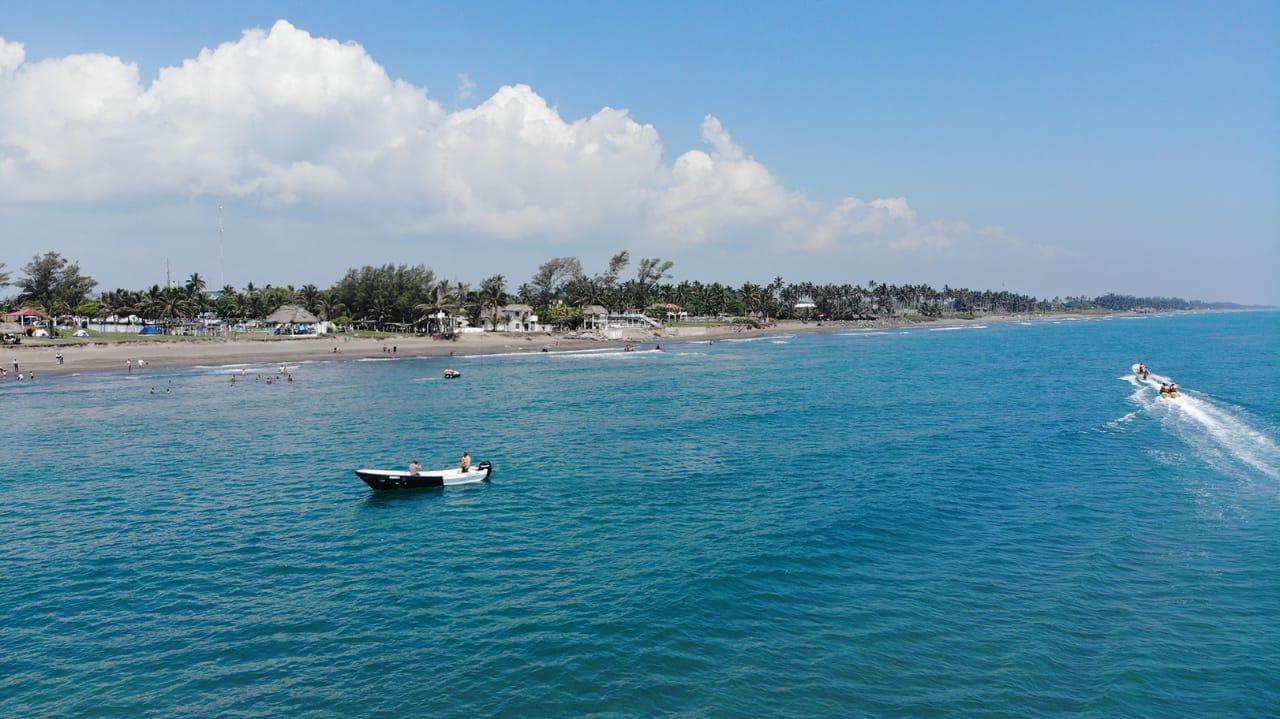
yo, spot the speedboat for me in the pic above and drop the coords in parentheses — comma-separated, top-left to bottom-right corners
(443, 368, 461, 379)
(355, 460, 492, 489)
(1131, 363, 1179, 398)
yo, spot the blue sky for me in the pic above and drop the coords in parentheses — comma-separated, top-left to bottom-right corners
(1, 1, 1276, 302)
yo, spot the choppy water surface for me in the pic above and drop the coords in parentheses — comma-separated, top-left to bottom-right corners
(3, 311, 1278, 716)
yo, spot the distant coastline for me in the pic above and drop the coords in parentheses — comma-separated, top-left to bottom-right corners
(4, 308, 1259, 379)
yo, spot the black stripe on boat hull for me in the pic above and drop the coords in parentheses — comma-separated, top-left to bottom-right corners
(355, 463, 492, 490)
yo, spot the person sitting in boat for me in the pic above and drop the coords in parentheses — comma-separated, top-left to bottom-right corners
(1137, 363, 1149, 379)
(460, 452, 472, 473)
(1159, 382, 1171, 394)
(1168, 382, 1179, 394)
(408, 460, 422, 476)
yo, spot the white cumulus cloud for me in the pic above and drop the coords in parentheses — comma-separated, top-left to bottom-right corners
(0, 20, 1001, 254)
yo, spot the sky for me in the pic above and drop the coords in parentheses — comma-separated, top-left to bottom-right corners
(1, 1, 1276, 303)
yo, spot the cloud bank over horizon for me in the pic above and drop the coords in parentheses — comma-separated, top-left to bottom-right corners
(0, 20, 1016, 267)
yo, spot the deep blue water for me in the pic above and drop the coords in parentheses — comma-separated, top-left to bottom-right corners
(2, 311, 1278, 717)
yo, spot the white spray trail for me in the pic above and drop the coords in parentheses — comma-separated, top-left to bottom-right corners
(1123, 367, 1280, 479)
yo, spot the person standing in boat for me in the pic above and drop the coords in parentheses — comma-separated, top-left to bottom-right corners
(408, 460, 422, 476)
(460, 452, 472, 473)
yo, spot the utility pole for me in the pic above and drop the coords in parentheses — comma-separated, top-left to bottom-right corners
(165, 258, 171, 289)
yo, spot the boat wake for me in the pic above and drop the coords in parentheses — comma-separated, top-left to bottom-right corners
(1123, 370, 1280, 480)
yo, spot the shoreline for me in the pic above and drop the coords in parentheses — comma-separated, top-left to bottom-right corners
(0, 309, 1244, 378)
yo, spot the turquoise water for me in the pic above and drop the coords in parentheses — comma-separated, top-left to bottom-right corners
(3, 311, 1278, 716)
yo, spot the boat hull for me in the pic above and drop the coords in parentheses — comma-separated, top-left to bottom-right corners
(355, 461, 491, 489)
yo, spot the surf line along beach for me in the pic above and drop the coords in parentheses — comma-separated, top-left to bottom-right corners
(1, 311, 1171, 378)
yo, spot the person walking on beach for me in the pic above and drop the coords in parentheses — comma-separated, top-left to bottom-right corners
(12, 358, 18, 373)
(127, 359, 133, 373)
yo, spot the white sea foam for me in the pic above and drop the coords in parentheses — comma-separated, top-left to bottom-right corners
(1106, 410, 1140, 429)
(928, 325, 988, 332)
(210, 363, 301, 374)
(838, 331, 891, 336)
(550, 348, 662, 359)
(723, 334, 795, 343)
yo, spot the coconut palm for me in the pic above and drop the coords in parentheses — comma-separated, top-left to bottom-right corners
(297, 284, 321, 315)
(478, 275, 508, 329)
(414, 280, 461, 333)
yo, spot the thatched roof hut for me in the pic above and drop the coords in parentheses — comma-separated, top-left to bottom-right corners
(264, 305, 319, 325)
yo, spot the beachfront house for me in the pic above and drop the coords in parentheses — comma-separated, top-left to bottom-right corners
(4, 307, 48, 329)
(264, 305, 321, 335)
(583, 305, 609, 330)
(649, 303, 687, 322)
(500, 304, 536, 332)
(606, 312, 663, 329)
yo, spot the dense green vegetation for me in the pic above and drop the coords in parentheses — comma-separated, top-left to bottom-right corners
(0, 251, 1247, 331)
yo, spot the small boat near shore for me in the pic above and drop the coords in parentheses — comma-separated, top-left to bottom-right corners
(355, 460, 492, 489)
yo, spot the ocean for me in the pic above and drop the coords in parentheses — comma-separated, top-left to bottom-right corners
(2, 311, 1278, 716)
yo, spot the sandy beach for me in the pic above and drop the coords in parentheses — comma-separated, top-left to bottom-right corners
(0, 311, 1167, 378)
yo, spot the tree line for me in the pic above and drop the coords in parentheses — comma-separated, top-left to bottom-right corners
(0, 251, 1239, 331)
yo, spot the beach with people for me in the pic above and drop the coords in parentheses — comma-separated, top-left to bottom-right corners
(0, 309, 1214, 378)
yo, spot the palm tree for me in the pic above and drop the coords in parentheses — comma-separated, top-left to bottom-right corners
(297, 284, 321, 315)
(414, 281, 460, 333)
(0, 262, 10, 288)
(185, 273, 206, 296)
(318, 293, 345, 322)
(479, 275, 508, 330)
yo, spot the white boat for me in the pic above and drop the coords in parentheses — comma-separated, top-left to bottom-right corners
(355, 461, 492, 489)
